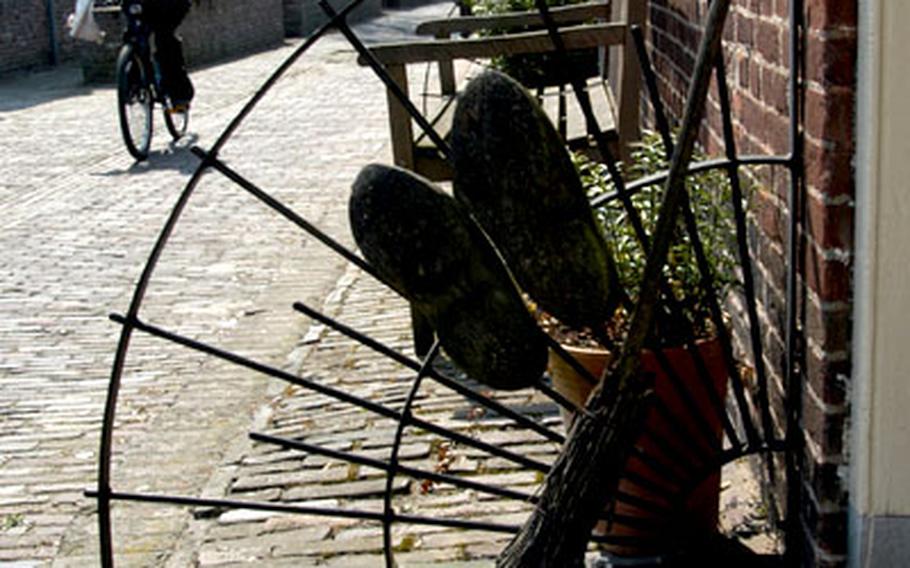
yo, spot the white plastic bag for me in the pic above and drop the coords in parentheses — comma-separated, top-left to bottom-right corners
(67, 0, 105, 43)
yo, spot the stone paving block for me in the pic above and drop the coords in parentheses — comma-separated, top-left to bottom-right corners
(282, 476, 411, 502)
(261, 512, 359, 534)
(231, 465, 351, 492)
(317, 553, 387, 567)
(197, 542, 270, 566)
(392, 547, 465, 565)
(402, 562, 493, 568)
(419, 530, 512, 551)
(273, 533, 384, 558)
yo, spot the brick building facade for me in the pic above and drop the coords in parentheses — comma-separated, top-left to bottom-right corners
(1, 0, 289, 78)
(0, 0, 387, 78)
(646, 0, 856, 565)
(0, 0, 82, 74)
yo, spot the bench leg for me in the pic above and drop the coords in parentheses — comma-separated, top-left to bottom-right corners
(410, 304, 435, 359)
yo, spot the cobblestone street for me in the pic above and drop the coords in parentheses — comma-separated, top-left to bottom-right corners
(0, 2, 773, 566)
(0, 2, 479, 565)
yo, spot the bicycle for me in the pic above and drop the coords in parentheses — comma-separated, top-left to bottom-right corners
(115, 0, 189, 160)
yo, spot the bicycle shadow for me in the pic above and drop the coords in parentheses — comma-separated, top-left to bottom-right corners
(97, 133, 203, 177)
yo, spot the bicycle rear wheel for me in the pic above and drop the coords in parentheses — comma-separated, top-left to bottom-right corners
(163, 104, 188, 141)
(117, 45, 153, 160)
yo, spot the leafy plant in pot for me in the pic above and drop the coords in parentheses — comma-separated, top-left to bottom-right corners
(447, 69, 743, 555)
(350, 70, 742, 559)
(540, 132, 742, 555)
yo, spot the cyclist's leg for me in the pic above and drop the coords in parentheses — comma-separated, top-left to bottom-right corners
(148, 1, 194, 106)
(155, 32, 193, 106)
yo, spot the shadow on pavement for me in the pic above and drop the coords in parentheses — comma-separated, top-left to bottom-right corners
(0, 66, 100, 112)
(97, 133, 203, 176)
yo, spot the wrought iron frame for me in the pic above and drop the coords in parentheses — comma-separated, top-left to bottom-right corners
(87, 0, 806, 565)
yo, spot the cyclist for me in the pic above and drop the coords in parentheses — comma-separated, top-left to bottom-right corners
(122, 0, 195, 111)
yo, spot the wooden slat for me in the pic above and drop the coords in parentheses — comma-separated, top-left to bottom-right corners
(609, 0, 643, 161)
(413, 152, 453, 182)
(435, 31, 457, 95)
(384, 64, 415, 170)
(415, 1, 612, 36)
(359, 23, 626, 66)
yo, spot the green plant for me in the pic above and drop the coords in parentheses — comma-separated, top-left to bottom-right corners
(463, 0, 598, 89)
(575, 130, 744, 342)
(466, 0, 566, 17)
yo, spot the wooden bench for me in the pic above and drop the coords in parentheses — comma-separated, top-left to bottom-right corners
(359, 1, 644, 181)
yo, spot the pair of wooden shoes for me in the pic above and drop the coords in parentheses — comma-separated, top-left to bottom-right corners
(350, 71, 619, 391)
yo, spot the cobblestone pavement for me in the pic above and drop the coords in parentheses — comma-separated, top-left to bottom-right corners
(0, 1, 775, 565)
(0, 1, 464, 565)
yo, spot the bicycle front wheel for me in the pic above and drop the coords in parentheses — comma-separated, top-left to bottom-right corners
(117, 45, 153, 160)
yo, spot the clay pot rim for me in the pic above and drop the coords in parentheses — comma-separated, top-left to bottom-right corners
(553, 335, 721, 358)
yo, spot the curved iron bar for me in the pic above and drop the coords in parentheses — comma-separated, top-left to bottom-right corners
(663, 439, 791, 541)
(115, 313, 694, 544)
(96, 161, 206, 568)
(382, 340, 441, 567)
(589, 155, 792, 209)
(93, 2, 370, 564)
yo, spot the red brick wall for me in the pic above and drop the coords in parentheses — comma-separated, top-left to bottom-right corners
(646, 0, 855, 565)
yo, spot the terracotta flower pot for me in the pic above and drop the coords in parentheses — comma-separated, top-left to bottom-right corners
(548, 338, 728, 557)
